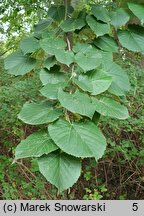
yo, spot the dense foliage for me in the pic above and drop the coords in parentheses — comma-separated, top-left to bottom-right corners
(1, 0, 144, 196)
(1, 54, 143, 199)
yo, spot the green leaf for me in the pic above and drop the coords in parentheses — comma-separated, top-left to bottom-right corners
(118, 27, 144, 52)
(40, 82, 66, 100)
(34, 18, 52, 32)
(110, 8, 130, 28)
(60, 18, 86, 32)
(40, 68, 67, 85)
(18, 101, 62, 125)
(47, 5, 65, 21)
(15, 131, 58, 159)
(20, 36, 40, 55)
(92, 5, 110, 23)
(101, 51, 113, 66)
(58, 89, 95, 118)
(73, 43, 90, 53)
(92, 97, 129, 119)
(86, 15, 110, 37)
(128, 3, 144, 25)
(104, 62, 130, 96)
(41, 31, 56, 40)
(40, 37, 66, 55)
(48, 119, 106, 158)
(4, 51, 36, 76)
(55, 50, 74, 66)
(94, 35, 118, 52)
(74, 69, 112, 95)
(38, 151, 81, 192)
(4, 51, 23, 69)
(43, 57, 56, 70)
(75, 45, 102, 72)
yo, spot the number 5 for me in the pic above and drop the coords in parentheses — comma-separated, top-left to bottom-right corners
(132, 203, 138, 211)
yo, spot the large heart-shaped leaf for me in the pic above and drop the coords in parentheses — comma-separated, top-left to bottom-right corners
(4, 51, 36, 76)
(20, 36, 40, 55)
(118, 27, 144, 52)
(15, 131, 58, 159)
(60, 18, 86, 32)
(38, 151, 81, 192)
(92, 5, 110, 23)
(75, 45, 102, 72)
(40, 37, 66, 55)
(94, 35, 118, 52)
(92, 97, 129, 119)
(18, 101, 62, 125)
(110, 8, 130, 28)
(48, 119, 106, 158)
(40, 68, 67, 85)
(74, 69, 112, 95)
(86, 15, 110, 37)
(55, 50, 74, 66)
(58, 89, 95, 118)
(104, 62, 130, 96)
(128, 3, 144, 25)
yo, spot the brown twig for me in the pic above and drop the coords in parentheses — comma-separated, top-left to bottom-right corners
(16, 160, 36, 179)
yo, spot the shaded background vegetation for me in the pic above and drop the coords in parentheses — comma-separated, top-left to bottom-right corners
(0, 0, 144, 199)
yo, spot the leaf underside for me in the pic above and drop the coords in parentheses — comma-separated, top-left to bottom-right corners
(48, 118, 107, 158)
(38, 151, 81, 192)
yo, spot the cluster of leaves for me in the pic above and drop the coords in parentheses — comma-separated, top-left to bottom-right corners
(4, 2, 144, 192)
(81, 63, 144, 200)
(0, 0, 50, 36)
(0, 60, 55, 200)
(103, 55, 144, 165)
(97, 55, 144, 199)
(0, 59, 41, 141)
(1, 52, 143, 200)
